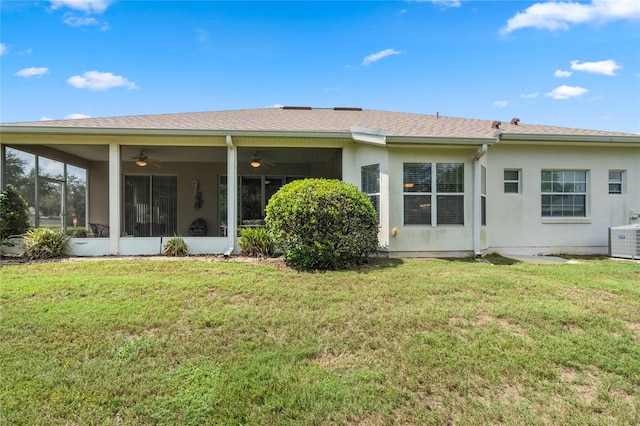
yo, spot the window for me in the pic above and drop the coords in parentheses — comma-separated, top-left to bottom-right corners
(3, 147, 87, 230)
(541, 171, 586, 217)
(504, 169, 520, 194)
(436, 163, 464, 225)
(219, 175, 306, 231)
(404, 163, 431, 225)
(124, 175, 177, 236)
(403, 162, 464, 226)
(609, 171, 623, 194)
(481, 165, 487, 226)
(361, 164, 380, 222)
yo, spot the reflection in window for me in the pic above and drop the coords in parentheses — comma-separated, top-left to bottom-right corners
(541, 170, 587, 217)
(361, 164, 380, 223)
(3, 147, 87, 230)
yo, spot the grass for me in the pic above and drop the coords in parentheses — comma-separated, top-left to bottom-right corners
(1, 257, 639, 425)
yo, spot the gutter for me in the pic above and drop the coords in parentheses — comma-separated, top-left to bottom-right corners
(224, 135, 236, 257)
(498, 132, 640, 146)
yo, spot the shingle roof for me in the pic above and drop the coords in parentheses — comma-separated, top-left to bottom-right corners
(3, 107, 637, 139)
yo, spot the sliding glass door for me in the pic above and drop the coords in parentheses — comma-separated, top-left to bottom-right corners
(124, 175, 177, 236)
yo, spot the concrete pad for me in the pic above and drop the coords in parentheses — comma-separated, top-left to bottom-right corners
(503, 255, 572, 264)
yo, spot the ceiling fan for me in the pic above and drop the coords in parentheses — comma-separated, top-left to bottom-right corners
(130, 150, 160, 167)
(249, 151, 275, 169)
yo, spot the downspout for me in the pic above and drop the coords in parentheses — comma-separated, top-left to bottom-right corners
(224, 135, 237, 257)
(473, 143, 488, 257)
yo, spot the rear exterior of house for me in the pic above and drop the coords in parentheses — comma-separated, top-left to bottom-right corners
(1, 107, 638, 257)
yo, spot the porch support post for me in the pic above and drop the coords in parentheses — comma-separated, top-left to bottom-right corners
(225, 135, 237, 256)
(108, 143, 121, 255)
(473, 144, 488, 257)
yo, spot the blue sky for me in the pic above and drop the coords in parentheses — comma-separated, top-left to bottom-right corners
(1, 0, 639, 133)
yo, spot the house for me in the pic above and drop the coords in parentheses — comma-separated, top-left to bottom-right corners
(1, 107, 639, 257)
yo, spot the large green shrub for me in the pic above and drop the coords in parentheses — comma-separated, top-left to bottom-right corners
(0, 185, 30, 244)
(23, 228, 70, 260)
(239, 227, 276, 257)
(265, 178, 378, 270)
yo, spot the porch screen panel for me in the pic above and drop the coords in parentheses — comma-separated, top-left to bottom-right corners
(124, 175, 177, 236)
(153, 176, 177, 236)
(124, 176, 150, 236)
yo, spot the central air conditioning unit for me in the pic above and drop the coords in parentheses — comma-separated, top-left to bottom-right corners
(609, 224, 640, 260)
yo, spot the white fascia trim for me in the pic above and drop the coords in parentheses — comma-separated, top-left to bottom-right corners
(500, 133, 640, 146)
(387, 136, 497, 146)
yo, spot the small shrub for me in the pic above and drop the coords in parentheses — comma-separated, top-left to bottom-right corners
(163, 235, 188, 256)
(67, 228, 88, 238)
(23, 228, 70, 260)
(0, 185, 30, 246)
(265, 178, 378, 270)
(239, 227, 276, 257)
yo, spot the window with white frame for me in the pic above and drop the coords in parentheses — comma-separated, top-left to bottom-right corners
(608, 170, 623, 195)
(403, 162, 464, 226)
(504, 169, 520, 194)
(361, 164, 380, 223)
(436, 163, 464, 225)
(481, 165, 487, 226)
(403, 163, 432, 225)
(541, 170, 587, 217)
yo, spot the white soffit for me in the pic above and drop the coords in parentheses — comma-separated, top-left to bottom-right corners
(350, 126, 387, 146)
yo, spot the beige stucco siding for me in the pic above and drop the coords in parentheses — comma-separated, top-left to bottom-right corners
(487, 144, 640, 254)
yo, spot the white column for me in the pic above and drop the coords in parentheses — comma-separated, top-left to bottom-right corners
(473, 144, 488, 256)
(108, 143, 121, 255)
(225, 135, 237, 255)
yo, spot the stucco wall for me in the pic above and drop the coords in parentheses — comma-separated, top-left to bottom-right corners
(387, 147, 479, 254)
(486, 144, 640, 255)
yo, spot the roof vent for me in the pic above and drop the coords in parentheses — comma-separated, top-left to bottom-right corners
(333, 107, 362, 111)
(491, 120, 502, 129)
(282, 106, 312, 110)
(511, 117, 520, 125)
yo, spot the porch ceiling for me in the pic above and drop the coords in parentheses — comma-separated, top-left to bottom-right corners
(46, 144, 339, 164)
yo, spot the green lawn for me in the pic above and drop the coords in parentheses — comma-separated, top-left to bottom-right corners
(1, 257, 639, 425)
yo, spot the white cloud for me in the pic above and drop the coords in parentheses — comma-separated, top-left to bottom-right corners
(268, 104, 284, 108)
(494, 100, 509, 107)
(570, 59, 621, 76)
(64, 14, 100, 27)
(521, 92, 540, 99)
(362, 48, 404, 66)
(555, 69, 572, 78)
(15, 67, 49, 78)
(65, 113, 92, 119)
(501, 0, 640, 34)
(49, 0, 112, 14)
(40, 117, 54, 121)
(67, 71, 137, 90)
(0, 43, 7, 56)
(421, 0, 462, 7)
(545, 85, 588, 100)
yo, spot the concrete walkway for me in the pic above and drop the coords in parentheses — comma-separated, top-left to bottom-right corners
(502, 255, 574, 264)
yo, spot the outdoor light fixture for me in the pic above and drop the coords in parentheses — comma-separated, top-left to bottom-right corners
(136, 159, 148, 167)
(250, 152, 262, 168)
